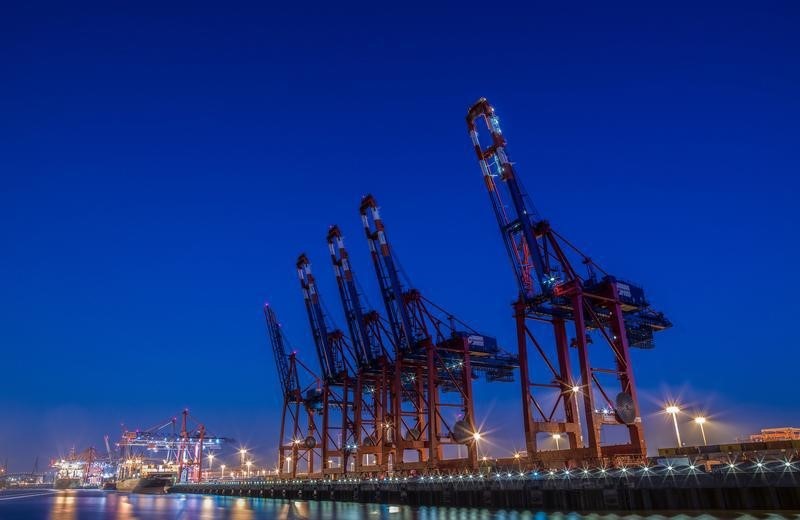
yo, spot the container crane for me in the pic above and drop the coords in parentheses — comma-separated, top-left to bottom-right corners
(297, 254, 357, 475)
(118, 411, 230, 483)
(176, 410, 205, 483)
(327, 225, 396, 473)
(466, 97, 671, 466)
(360, 195, 518, 472)
(264, 303, 323, 477)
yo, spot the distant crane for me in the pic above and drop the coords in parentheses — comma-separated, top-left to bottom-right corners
(466, 98, 671, 466)
(118, 411, 230, 483)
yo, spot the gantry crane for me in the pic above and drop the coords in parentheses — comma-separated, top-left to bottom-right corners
(360, 194, 518, 472)
(296, 254, 358, 475)
(264, 303, 323, 477)
(466, 98, 671, 466)
(327, 225, 396, 473)
(118, 411, 230, 483)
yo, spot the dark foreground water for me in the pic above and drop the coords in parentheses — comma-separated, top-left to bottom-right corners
(0, 489, 797, 519)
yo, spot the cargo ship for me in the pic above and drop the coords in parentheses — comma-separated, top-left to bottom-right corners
(116, 457, 176, 494)
(115, 473, 173, 494)
(54, 477, 81, 489)
(52, 447, 110, 489)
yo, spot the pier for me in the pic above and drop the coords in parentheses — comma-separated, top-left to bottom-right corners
(171, 466, 800, 511)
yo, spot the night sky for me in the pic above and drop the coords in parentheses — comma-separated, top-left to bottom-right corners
(2, 2, 799, 472)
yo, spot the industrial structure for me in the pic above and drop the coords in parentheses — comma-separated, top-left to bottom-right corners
(263, 97, 671, 477)
(52, 446, 112, 488)
(466, 98, 670, 467)
(358, 195, 517, 473)
(264, 303, 323, 477)
(750, 428, 800, 442)
(117, 410, 230, 483)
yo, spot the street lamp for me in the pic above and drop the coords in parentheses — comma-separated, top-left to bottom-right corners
(239, 448, 247, 472)
(570, 384, 584, 447)
(694, 416, 708, 446)
(472, 431, 483, 459)
(666, 405, 682, 447)
(246, 460, 253, 477)
(552, 433, 561, 450)
(220, 464, 226, 479)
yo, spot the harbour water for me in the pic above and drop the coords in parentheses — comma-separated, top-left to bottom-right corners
(0, 489, 797, 519)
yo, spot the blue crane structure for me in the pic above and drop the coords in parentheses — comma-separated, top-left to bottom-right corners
(466, 98, 671, 466)
(360, 194, 519, 472)
(264, 303, 323, 477)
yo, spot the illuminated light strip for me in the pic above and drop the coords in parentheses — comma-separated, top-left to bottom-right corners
(0, 490, 57, 501)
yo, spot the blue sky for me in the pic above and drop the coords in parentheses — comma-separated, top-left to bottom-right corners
(1, 2, 799, 470)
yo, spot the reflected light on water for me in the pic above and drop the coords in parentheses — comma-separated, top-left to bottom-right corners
(231, 497, 254, 520)
(50, 493, 76, 520)
(0, 490, 796, 520)
(116, 494, 132, 520)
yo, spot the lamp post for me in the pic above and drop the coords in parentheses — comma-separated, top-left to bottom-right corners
(666, 405, 682, 447)
(246, 460, 253, 478)
(552, 433, 561, 450)
(207, 453, 214, 481)
(220, 464, 226, 479)
(571, 385, 584, 447)
(472, 431, 482, 460)
(239, 448, 247, 473)
(694, 416, 708, 446)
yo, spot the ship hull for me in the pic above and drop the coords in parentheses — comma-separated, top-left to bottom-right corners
(55, 478, 80, 490)
(115, 477, 172, 494)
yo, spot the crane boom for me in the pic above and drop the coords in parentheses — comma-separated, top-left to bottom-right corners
(467, 97, 670, 342)
(297, 254, 338, 380)
(264, 304, 292, 394)
(264, 303, 299, 397)
(327, 225, 376, 367)
(467, 98, 551, 301)
(359, 195, 415, 351)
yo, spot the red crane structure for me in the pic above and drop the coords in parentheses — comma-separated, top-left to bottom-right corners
(327, 225, 396, 473)
(264, 303, 323, 477)
(296, 254, 358, 475)
(118, 410, 229, 483)
(466, 98, 671, 467)
(360, 195, 518, 472)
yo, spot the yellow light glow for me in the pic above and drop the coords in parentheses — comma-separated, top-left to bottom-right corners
(472, 432, 481, 441)
(694, 416, 706, 425)
(665, 405, 680, 415)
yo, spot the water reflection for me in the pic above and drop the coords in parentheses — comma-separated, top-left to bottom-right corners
(49, 493, 76, 520)
(0, 490, 797, 519)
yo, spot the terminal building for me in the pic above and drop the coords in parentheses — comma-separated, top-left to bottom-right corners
(750, 427, 800, 442)
(658, 428, 800, 469)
